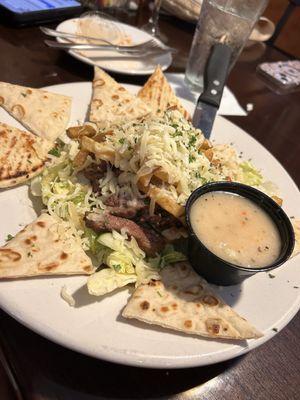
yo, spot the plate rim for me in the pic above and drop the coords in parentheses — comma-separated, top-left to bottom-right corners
(0, 81, 299, 369)
(55, 18, 172, 76)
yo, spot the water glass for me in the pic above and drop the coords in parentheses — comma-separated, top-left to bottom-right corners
(185, 0, 269, 92)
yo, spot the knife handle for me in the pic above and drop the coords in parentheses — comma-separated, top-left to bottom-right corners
(200, 43, 232, 107)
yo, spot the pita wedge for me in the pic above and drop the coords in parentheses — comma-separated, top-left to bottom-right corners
(137, 65, 190, 120)
(89, 67, 150, 128)
(123, 262, 262, 340)
(0, 123, 51, 188)
(0, 82, 72, 142)
(0, 214, 94, 279)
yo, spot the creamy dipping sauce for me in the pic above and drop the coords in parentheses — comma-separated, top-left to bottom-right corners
(190, 192, 281, 268)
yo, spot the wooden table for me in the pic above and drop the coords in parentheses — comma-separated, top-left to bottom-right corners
(0, 9, 299, 400)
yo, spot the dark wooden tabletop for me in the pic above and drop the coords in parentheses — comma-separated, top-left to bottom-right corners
(0, 7, 299, 400)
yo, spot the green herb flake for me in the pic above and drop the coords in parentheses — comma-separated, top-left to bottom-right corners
(268, 273, 275, 279)
(189, 155, 196, 163)
(293, 286, 299, 289)
(272, 328, 278, 332)
(5, 234, 14, 242)
(195, 171, 201, 179)
(118, 138, 125, 145)
(27, 159, 32, 164)
(27, 252, 33, 258)
(113, 264, 121, 272)
(157, 291, 163, 297)
(21, 92, 27, 97)
(188, 135, 197, 148)
(48, 147, 61, 157)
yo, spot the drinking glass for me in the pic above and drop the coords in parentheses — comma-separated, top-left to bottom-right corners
(185, 0, 269, 92)
(141, 0, 163, 38)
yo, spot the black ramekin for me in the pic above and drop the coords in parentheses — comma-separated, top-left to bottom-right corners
(185, 182, 295, 286)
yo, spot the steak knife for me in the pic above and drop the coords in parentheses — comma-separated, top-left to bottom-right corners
(192, 43, 232, 138)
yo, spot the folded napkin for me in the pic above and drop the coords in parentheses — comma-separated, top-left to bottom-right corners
(165, 73, 247, 116)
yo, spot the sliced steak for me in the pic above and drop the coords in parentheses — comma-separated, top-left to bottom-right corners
(139, 206, 182, 230)
(82, 161, 107, 193)
(103, 195, 147, 219)
(85, 212, 164, 256)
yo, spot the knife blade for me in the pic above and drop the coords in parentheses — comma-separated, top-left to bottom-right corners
(192, 43, 232, 138)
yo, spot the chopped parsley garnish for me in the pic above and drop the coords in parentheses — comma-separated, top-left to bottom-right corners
(48, 147, 61, 157)
(5, 234, 14, 242)
(272, 327, 278, 332)
(21, 92, 27, 97)
(113, 264, 121, 272)
(195, 171, 201, 179)
(157, 291, 163, 297)
(27, 251, 33, 258)
(27, 159, 32, 164)
(189, 155, 196, 163)
(268, 273, 275, 279)
(188, 135, 197, 148)
(118, 138, 125, 145)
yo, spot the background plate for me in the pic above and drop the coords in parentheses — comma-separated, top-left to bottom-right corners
(56, 19, 172, 75)
(0, 82, 299, 369)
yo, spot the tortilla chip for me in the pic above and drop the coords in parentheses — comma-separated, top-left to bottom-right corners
(0, 214, 94, 279)
(0, 123, 51, 188)
(137, 65, 190, 119)
(123, 262, 262, 340)
(0, 82, 72, 142)
(89, 67, 150, 128)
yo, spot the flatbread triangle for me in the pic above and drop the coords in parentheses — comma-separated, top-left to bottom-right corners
(89, 67, 151, 128)
(0, 214, 94, 279)
(0, 122, 51, 188)
(0, 81, 72, 142)
(137, 65, 190, 120)
(123, 262, 262, 340)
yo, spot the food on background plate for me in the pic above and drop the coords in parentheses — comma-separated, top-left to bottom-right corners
(0, 214, 93, 279)
(0, 81, 72, 142)
(138, 65, 190, 120)
(190, 191, 281, 268)
(123, 262, 262, 339)
(77, 13, 132, 46)
(0, 123, 52, 188)
(0, 66, 298, 342)
(292, 219, 300, 258)
(89, 67, 151, 128)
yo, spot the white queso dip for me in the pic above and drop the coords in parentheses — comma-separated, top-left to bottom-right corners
(190, 192, 281, 268)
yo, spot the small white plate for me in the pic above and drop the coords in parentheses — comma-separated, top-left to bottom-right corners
(55, 18, 172, 75)
(0, 82, 299, 369)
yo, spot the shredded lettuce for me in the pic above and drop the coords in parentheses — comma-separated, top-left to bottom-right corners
(240, 161, 263, 186)
(87, 268, 137, 296)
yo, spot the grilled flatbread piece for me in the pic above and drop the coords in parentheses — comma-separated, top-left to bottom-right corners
(0, 123, 51, 188)
(137, 65, 190, 119)
(0, 82, 71, 142)
(89, 67, 150, 128)
(0, 214, 94, 279)
(123, 262, 262, 340)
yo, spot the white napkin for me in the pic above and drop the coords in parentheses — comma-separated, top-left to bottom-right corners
(165, 73, 247, 116)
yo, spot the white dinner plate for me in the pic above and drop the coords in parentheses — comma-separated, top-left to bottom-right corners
(0, 82, 299, 369)
(55, 18, 172, 75)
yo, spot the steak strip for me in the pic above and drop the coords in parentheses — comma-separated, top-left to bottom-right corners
(85, 212, 164, 257)
(103, 195, 147, 219)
